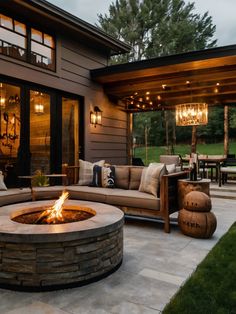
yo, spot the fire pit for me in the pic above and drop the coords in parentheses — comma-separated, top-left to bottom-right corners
(0, 195, 124, 291)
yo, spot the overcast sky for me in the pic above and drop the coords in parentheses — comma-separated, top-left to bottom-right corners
(47, 0, 236, 47)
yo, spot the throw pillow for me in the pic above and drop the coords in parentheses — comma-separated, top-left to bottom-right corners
(77, 159, 105, 185)
(91, 165, 115, 188)
(0, 171, 7, 191)
(139, 163, 165, 197)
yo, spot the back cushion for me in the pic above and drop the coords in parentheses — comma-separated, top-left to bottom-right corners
(129, 167, 143, 190)
(115, 166, 129, 189)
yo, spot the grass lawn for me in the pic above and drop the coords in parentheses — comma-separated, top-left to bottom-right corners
(163, 222, 236, 313)
(134, 142, 236, 165)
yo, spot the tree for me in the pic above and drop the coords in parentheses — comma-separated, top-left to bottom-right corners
(97, 0, 217, 154)
(97, 0, 216, 63)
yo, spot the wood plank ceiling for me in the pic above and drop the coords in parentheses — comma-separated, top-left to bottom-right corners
(91, 45, 236, 112)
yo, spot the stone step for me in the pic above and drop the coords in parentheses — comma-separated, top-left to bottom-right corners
(210, 182, 236, 200)
(210, 190, 236, 200)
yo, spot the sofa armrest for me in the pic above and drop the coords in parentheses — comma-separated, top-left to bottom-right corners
(160, 171, 188, 232)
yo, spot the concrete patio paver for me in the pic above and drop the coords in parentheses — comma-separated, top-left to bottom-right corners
(0, 191, 236, 313)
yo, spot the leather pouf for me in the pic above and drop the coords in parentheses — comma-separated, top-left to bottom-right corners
(183, 191, 212, 212)
(178, 191, 216, 238)
(178, 209, 217, 238)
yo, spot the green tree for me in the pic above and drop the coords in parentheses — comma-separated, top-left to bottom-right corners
(97, 0, 217, 155)
(97, 0, 216, 63)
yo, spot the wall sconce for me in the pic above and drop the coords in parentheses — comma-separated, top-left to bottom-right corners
(90, 106, 102, 127)
(34, 92, 44, 114)
(34, 103, 44, 114)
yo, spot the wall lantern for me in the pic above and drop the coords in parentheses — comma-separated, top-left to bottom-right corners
(34, 92, 44, 114)
(175, 103, 208, 126)
(90, 106, 102, 127)
(34, 103, 44, 114)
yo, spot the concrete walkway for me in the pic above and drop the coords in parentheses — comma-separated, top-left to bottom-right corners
(0, 189, 236, 313)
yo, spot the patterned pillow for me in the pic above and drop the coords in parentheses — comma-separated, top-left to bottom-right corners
(90, 165, 115, 188)
(77, 159, 105, 185)
(139, 163, 165, 197)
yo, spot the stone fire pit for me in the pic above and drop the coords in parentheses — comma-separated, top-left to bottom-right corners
(0, 200, 124, 291)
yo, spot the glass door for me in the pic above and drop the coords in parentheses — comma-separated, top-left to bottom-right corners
(30, 90, 50, 174)
(0, 82, 21, 186)
(62, 97, 79, 166)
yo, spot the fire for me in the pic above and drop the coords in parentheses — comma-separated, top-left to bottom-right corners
(35, 190, 69, 224)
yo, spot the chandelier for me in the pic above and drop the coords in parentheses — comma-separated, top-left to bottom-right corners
(175, 103, 208, 126)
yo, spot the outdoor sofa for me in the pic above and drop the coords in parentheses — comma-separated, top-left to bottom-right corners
(0, 161, 187, 233)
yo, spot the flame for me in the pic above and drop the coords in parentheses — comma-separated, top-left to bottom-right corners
(36, 190, 69, 224)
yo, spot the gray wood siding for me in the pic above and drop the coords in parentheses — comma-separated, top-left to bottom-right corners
(60, 37, 129, 165)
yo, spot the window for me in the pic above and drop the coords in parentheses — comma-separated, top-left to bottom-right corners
(31, 28, 55, 70)
(0, 14, 27, 61)
(0, 13, 55, 71)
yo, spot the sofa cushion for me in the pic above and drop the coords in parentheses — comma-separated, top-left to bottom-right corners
(67, 186, 111, 203)
(77, 159, 105, 185)
(139, 163, 165, 197)
(129, 167, 143, 190)
(90, 165, 115, 188)
(115, 166, 129, 189)
(0, 188, 32, 206)
(32, 186, 64, 200)
(106, 189, 160, 210)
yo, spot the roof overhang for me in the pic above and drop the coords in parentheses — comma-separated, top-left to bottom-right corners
(2, 0, 130, 56)
(91, 45, 236, 111)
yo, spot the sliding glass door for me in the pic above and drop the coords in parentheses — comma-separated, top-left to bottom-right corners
(62, 97, 79, 166)
(30, 90, 50, 174)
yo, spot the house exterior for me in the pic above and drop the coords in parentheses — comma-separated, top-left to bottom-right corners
(0, 0, 130, 185)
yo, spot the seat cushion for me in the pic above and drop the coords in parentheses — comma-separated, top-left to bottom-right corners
(67, 186, 112, 203)
(106, 189, 160, 210)
(0, 188, 32, 206)
(32, 186, 64, 199)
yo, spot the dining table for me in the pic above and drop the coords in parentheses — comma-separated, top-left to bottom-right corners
(181, 155, 227, 182)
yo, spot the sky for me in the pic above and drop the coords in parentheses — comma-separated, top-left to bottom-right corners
(47, 0, 236, 47)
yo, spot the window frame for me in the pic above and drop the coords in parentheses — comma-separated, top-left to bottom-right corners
(0, 13, 56, 71)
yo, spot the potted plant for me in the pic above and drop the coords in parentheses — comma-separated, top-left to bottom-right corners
(32, 170, 49, 187)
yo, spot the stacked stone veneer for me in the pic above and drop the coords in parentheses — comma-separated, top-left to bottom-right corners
(0, 200, 124, 291)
